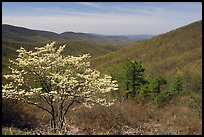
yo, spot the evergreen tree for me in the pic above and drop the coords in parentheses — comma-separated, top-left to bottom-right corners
(124, 59, 147, 98)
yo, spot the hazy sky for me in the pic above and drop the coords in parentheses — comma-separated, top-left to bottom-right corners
(2, 2, 202, 35)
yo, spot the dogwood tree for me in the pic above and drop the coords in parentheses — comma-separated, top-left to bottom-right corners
(2, 42, 118, 130)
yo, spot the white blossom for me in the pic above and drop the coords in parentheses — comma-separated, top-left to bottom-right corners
(2, 42, 118, 109)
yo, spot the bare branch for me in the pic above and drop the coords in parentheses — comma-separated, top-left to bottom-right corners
(23, 99, 52, 115)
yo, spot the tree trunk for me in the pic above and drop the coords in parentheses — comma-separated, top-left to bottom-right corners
(126, 81, 129, 99)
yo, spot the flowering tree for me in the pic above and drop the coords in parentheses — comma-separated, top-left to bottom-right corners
(2, 42, 118, 130)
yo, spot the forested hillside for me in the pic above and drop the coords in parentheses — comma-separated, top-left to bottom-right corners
(2, 24, 153, 57)
(91, 20, 202, 108)
(92, 20, 202, 80)
(2, 24, 153, 75)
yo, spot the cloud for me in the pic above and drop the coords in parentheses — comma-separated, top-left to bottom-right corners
(3, 11, 201, 35)
(2, 2, 202, 35)
(76, 2, 102, 9)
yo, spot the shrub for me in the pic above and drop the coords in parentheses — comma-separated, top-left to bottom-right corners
(152, 73, 183, 104)
(148, 74, 167, 94)
(72, 100, 148, 134)
(2, 99, 41, 129)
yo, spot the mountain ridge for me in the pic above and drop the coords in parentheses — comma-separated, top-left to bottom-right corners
(91, 20, 202, 79)
(2, 24, 154, 41)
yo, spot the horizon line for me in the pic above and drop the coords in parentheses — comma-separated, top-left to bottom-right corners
(2, 23, 158, 36)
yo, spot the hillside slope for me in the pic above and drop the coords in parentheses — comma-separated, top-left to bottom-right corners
(2, 24, 127, 58)
(2, 25, 125, 73)
(91, 20, 202, 79)
(2, 24, 154, 64)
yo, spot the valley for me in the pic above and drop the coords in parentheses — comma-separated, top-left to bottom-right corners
(2, 20, 202, 135)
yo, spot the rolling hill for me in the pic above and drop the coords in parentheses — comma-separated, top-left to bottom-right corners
(2, 24, 154, 59)
(91, 20, 202, 79)
(2, 24, 154, 75)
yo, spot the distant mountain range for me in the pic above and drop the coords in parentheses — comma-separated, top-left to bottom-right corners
(125, 35, 154, 40)
(2, 24, 154, 42)
(2, 24, 154, 75)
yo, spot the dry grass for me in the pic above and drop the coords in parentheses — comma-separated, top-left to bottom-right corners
(68, 97, 201, 135)
(2, 94, 201, 135)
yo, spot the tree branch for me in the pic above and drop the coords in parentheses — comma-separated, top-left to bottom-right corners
(63, 97, 77, 118)
(23, 99, 52, 115)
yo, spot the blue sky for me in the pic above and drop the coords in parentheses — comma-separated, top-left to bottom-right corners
(2, 2, 202, 35)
